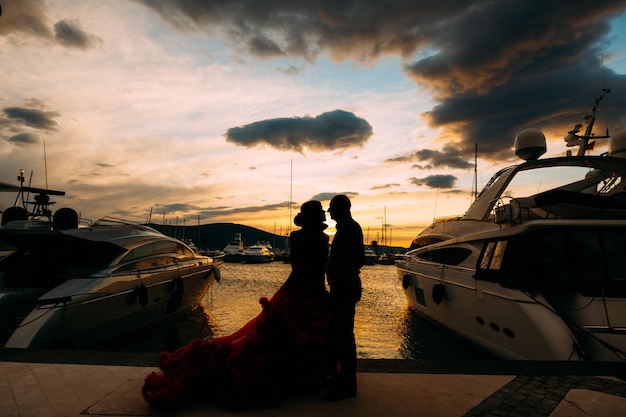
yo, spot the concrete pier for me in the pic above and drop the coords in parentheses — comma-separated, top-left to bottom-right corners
(1, 349, 625, 416)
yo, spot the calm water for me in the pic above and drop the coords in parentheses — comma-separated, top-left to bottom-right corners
(108, 262, 488, 360)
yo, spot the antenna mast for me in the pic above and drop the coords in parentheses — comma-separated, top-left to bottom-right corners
(576, 89, 611, 156)
(44, 140, 49, 190)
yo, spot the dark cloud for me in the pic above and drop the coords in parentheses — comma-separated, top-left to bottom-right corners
(0, 0, 52, 38)
(54, 19, 101, 49)
(196, 201, 292, 217)
(371, 183, 401, 190)
(415, 62, 626, 162)
(147, 201, 301, 219)
(0, 1, 100, 49)
(155, 203, 200, 214)
(135, 0, 440, 62)
(225, 110, 373, 152)
(1, 104, 60, 146)
(311, 192, 359, 203)
(409, 174, 457, 189)
(138, 0, 626, 164)
(2, 107, 59, 130)
(278, 64, 304, 75)
(8, 132, 39, 145)
(310, 192, 337, 202)
(386, 145, 473, 169)
(405, 2, 623, 95)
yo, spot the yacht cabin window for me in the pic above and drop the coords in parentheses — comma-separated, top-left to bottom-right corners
(416, 247, 472, 266)
(479, 241, 507, 271)
(120, 241, 195, 265)
(475, 227, 626, 297)
(409, 236, 445, 250)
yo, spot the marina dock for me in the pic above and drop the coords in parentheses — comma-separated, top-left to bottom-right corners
(1, 349, 625, 416)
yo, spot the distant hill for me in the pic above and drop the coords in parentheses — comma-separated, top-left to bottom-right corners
(147, 222, 289, 251)
(147, 222, 407, 253)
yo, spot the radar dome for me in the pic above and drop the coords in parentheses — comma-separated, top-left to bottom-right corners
(609, 131, 626, 158)
(514, 128, 546, 161)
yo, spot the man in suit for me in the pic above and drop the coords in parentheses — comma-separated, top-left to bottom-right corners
(324, 194, 364, 401)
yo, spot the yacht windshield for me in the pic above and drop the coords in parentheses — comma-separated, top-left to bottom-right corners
(502, 165, 621, 199)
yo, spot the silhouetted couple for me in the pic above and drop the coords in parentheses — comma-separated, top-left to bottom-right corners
(142, 195, 364, 409)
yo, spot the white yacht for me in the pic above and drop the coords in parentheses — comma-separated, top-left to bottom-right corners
(242, 241, 274, 263)
(396, 91, 626, 361)
(364, 247, 378, 265)
(0, 179, 220, 349)
(222, 233, 244, 262)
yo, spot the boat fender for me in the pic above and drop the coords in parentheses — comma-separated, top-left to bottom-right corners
(402, 275, 412, 289)
(213, 266, 221, 283)
(174, 277, 184, 295)
(165, 277, 184, 314)
(432, 283, 445, 305)
(137, 284, 148, 307)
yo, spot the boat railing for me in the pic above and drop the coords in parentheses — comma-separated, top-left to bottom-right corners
(393, 253, 407, 262)
(78, 217, 93, 227)
(432, 215, 462, 225)
(493, 188, 626, 225)
(493, 197, 535, 225)
(91, 216, 158, 232)
(398, 252, 475, 277)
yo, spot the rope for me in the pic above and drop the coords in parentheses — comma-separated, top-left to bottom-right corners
(524, 290, 626, 361)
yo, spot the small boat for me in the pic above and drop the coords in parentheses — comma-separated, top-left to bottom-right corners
(364, 247, 377, 265)
(396, 91, 626, 361)
(222, 233, 244, 262)
(242, 241, 274, 263)
(272, 248, 289, 263)
(375, 252, 396, 265)
(201, 248, 225, 260)
(1, 175, 220, 349)
(183, 239, 200, 254)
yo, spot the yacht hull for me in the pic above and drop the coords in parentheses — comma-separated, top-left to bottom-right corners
(242, 254, 272, 263)
(222, 254, 243, 263)
(5, 264, 216, 349)
(396, 259, 582, 360)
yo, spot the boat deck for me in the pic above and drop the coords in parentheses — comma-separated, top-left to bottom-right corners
(1, 349, 625, 416)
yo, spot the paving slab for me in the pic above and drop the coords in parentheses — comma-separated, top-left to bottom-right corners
(1, 353, 626, 417)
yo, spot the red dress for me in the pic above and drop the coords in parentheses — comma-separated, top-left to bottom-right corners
(142, 227, 331, 409)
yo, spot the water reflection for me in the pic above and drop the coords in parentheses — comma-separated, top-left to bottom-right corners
(97, 306, 217, 352)
(4, 262, 487, 360)
(355, 265, 410, 359)
(398, 309, 489, 360)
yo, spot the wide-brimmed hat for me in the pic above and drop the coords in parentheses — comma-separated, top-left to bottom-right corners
(294, 200, 326, 226)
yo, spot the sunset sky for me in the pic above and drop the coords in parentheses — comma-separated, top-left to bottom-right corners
(2, 0, 626, 248)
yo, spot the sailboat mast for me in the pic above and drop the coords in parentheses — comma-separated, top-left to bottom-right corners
(287, 159, 292, 251)
(290, 159, 292, 232)
(383, 205, 387, 246)
(473, 143, 478, 201)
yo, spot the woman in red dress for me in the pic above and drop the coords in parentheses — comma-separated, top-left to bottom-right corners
(142, 201, 331, 409)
